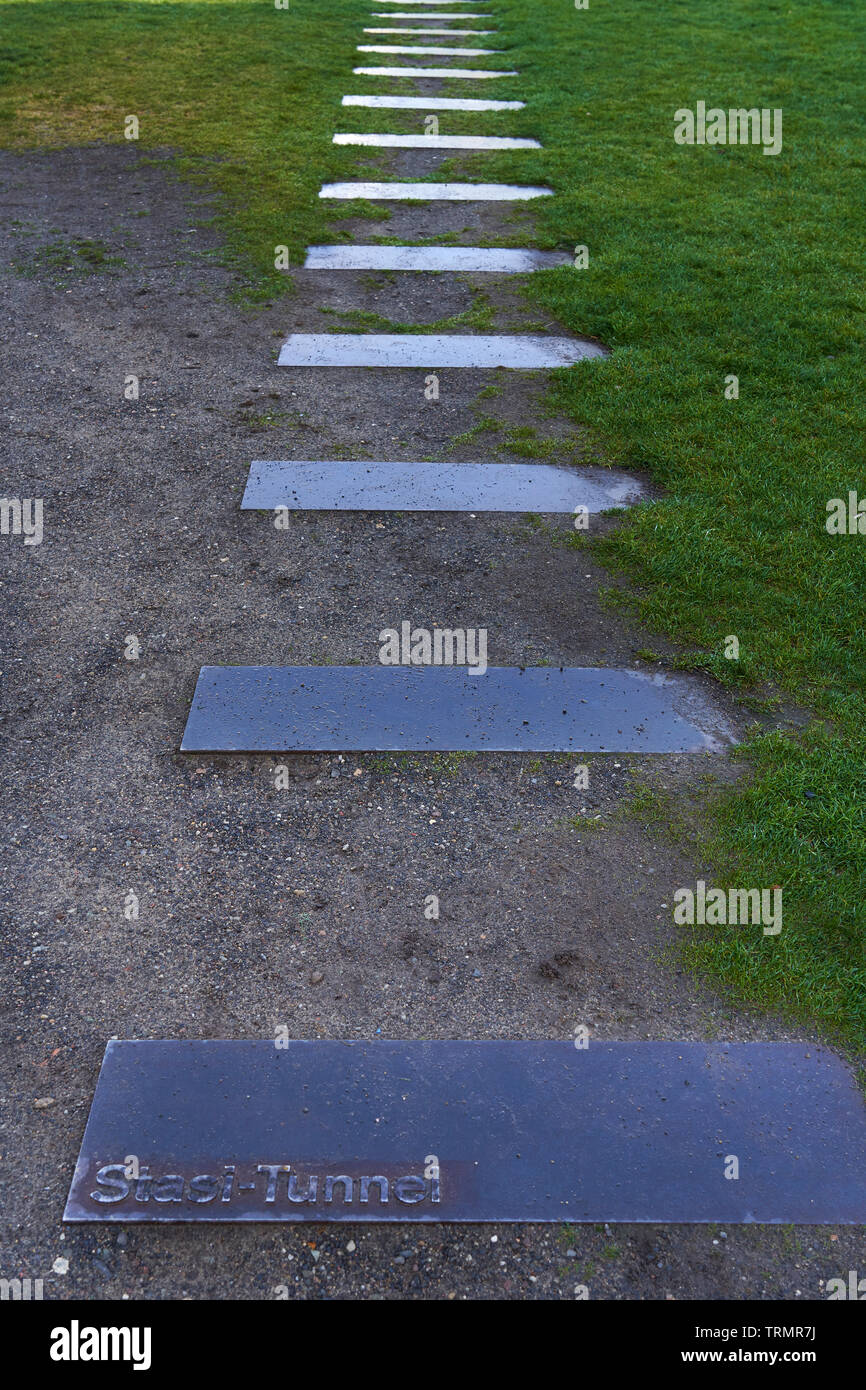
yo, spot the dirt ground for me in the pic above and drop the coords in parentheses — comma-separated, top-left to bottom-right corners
(1, 143, 862, 1300)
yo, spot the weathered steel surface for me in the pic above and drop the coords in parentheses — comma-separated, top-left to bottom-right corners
(179, 665, 732, 754)
(370, 13, 494, 18)
(363, 28, 498, 35)
(277, 333, 604, 367)
(303, 246, 567, 271)
(342, 95, 519, 109)
(356, 44, 504, 55)
(241, 459, 644, 512)
(332, 134, 539, 149)
(65, 1041, 866, 1223)
(354, 66, 518, 79)
(320, 182, 551, 200)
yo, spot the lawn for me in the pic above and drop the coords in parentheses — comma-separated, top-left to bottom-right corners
(480, 0, 866, 1052)
(1, 0, 863, 1049)
(0, 0, 366, 296)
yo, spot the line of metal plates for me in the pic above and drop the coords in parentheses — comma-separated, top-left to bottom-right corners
(241, 459, 645, 512)
(64, 1040, 866, 1224)
(179, 665, 730, 754)
(67, 0, 866, 1237)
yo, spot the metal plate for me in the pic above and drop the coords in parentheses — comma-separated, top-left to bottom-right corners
(371, 11, 494, 16)
(303, 246, 569, 271)
(64, 1041, 866, 1224)
(354, 66, 518, 79)
(320, 181, 551, 201)
(372, 12, 494, 16)
(364, 28, 498, 35)
(241, 459, 645, 512)
(342, 94, 523, 110)
(303, 244, 567, 272)
(333, 134, 540, 149)
(276, 333, 604, 367)
(179, 666, 730, 753)
(357, 44, 503, 55)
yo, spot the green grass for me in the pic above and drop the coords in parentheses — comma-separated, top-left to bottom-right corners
(688, 728, 865, 1042)
(0, 0, 367, 299)
(318, 290, 495, 334)
(474, 0, 866, 1051)
(10, 230, 125, 277)
(1, 0, 863, 1049)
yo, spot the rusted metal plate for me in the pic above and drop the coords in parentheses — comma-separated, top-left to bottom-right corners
(64, 1041, 866, 1223)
